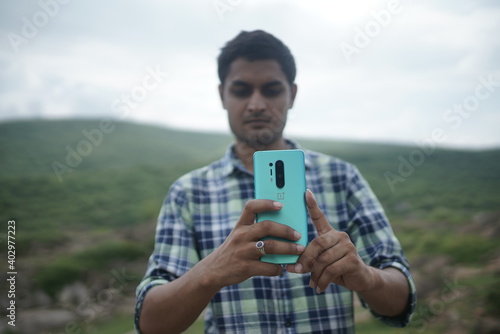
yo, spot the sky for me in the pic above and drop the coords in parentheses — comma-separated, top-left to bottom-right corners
(1, 0, 499, 149)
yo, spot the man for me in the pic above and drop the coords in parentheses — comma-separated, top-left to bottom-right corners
(135, 30, 416, 333)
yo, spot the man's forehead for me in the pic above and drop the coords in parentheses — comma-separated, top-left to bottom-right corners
(226, 58, 288, 84)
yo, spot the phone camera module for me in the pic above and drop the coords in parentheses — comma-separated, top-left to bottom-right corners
(275, 160, 285, 188)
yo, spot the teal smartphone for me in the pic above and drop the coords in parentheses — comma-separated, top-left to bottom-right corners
(253, 149, 308, 264)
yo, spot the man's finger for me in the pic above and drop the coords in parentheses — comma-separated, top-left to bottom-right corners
(306, 189, 333, 235)
(249, 262, 284, 277)
(252, 220, 301, 242)
(294, 231, 339, 273)
(258, 238, 305, 256)
(237, 199, 283, 227)
(309, 242, 347, 288)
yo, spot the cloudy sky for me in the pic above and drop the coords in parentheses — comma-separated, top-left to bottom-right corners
(1, 0, 499, 149)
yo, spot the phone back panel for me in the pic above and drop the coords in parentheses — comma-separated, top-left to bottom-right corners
(254, 149, 307, 264)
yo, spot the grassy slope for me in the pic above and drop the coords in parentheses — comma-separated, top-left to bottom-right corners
(0, 118, 232, 175)
(1, 119, 231, 237)
(1, 119, 499, 333)
(3, 119, 499, 234)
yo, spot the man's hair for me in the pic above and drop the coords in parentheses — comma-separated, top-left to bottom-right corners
(217, 30, 296, 86)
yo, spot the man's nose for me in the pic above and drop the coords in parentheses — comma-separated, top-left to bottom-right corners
(247, 91, 266, 113)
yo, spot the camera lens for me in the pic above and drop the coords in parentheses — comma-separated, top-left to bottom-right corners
(275, 160, 285, 188)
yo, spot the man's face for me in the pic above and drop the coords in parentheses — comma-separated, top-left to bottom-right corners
(219, 58, 297, 149)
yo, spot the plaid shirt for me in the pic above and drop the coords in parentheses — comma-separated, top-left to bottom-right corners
(135, 140, 416, 333)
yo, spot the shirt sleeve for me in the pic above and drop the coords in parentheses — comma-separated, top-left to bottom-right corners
(134, 180, 199, 333)
(345, 165, 417, 327)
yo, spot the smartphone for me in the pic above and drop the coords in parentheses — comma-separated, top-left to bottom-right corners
(253, 149, 308, 264)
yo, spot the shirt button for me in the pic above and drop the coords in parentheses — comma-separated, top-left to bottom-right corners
(285, 321, 292, 327)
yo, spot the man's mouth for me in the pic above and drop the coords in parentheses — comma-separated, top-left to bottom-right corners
(244, 118, 271, 125)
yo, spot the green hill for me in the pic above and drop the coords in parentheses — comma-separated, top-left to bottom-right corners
(2, 119, 499, 229)
(0, 118, 232, 176)
(1, 118, 499, 252)
(1, 119, 499, 334)
(0, 119, 232, 248)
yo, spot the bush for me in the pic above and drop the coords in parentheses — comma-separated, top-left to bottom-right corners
(439, 235, 497, 264)
(485, 275, 500, 316)
(36, 258, 83, 297)
(35, 241, 147, 297)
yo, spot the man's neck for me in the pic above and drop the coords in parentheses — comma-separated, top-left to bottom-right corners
(234, 138, 290, 174)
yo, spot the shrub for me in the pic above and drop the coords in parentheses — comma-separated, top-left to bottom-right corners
(35, 241, 147, 297)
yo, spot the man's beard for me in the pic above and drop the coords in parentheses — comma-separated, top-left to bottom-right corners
(244, 128, 278, 149)
(237, 120, 286, 150)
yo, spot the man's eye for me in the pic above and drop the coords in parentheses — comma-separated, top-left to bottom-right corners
(231, 88, 251, 97)
(263, 88, 283, 97)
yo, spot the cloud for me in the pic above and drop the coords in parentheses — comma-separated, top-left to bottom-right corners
(0, 0, 499, 148)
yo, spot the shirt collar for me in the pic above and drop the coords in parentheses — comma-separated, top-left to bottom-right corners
(218, 139, 312, 178)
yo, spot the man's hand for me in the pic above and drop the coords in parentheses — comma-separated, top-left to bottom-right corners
(287, 189, 410, 317)
(204, 199, 305, 289)
(140, 199, 305, 334)
(287, 190, 376, 294)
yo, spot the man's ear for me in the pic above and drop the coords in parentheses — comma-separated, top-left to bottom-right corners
(218, 83, 226, 109)
(289, 83, 298, 108)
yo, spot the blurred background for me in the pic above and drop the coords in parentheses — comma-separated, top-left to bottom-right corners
(1, 1, 499, 333)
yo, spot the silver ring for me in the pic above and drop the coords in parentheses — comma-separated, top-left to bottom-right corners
(256, 240, 266, 256)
